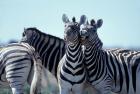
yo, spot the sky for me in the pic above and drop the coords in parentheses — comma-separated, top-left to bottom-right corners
(0, 0, 140, 48)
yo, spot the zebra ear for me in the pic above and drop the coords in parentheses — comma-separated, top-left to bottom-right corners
(97, 19, 103, 28)
(62, 14, 70, 23)
(72, 17, 76, 23)
(86, 21, 89, 25)
(90, 19, 96, 26)
(24, 28, 26, 31)
(79, 15, 86, 25)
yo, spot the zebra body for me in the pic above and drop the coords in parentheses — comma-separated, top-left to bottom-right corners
(0, 42, 42, 94)
(22, 27, 65, 78)
(81, 18, 140, 94)
(57, 14, 87, 94)
(22, 27, 65, 93)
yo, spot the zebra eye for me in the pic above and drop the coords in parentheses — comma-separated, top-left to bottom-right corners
(93, 29, 97, 32)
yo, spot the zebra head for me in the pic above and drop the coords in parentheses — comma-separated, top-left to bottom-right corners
(62, 14, 86, 45)
(80, 19, 103, 48)
(22, 27, 40, 46)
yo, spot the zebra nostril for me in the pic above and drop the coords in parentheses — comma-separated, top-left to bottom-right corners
(80, 35, 86, 41)
(80, 30, 88, 40)
(85, 35, 88, 39)
(81, 30, 87, 35)
(85, 33, 89, 38)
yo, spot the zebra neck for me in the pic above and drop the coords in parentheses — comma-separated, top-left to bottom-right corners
(85, 45, 105, 82)
(87, 36, 103, 50)
(85, 46, 103, 64)
(66, 42, 81, 54)
(84, 36, 103, 64)
(66, 42, 83, 64)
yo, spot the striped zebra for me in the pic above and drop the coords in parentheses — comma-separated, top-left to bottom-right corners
(0, 42, 42, 94)
(21, 17, 99, 94)
(57, 14, 86, 94)
(80, 18, 140, 94)
(21, 26, 66, 93)
(22, 27, 65, 78)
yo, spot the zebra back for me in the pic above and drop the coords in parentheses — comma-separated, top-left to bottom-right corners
(0, 42, 42, 94)
(21, 28, 65, 77)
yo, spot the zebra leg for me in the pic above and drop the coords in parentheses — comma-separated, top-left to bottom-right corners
(30, 54, 43, 94)
(58, 78, 71, 94)
(59, 88, 70, 94)
(27, 67, 42, 94)
(58, 83, 71, 94)
(58, 76, 72, 94)
(57, 57, 72, 94)
(72, 83, 85, 94)
(5, 60, 31, 94)
(83, 83, 101, 94)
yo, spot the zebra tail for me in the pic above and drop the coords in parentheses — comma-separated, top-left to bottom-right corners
(30, 52, 43, 94)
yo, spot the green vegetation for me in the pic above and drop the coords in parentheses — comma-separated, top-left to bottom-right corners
(0, 83, 59, 94)
(0, 85, 29, 94)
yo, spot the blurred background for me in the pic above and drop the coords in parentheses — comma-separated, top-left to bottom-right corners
(0, 0, 140, 93)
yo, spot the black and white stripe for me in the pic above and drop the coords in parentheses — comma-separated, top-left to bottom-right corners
(22, 27, 65, 78)
(81, 18, 140, 94)
(21, 27, 66, 94)
(57, 15, 86, 94)
(0, 42, 42, 94)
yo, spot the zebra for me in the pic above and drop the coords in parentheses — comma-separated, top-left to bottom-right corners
(57, 14, 87, 94)
(21, 16, 99, 94)
(22, 27, 65, 78)
(21, 26, 66, 93)
(80, 18, 140, 94)
(0, 42, 42, 94)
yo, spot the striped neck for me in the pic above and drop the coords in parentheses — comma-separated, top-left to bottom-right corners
(85, 33, 103, 50)
(84, 36, 105, 82)
(65, 41, 83, 67)
(66, 41, 82, 58)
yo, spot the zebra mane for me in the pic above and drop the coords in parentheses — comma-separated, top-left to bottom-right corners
(25, 27, 64, 42)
